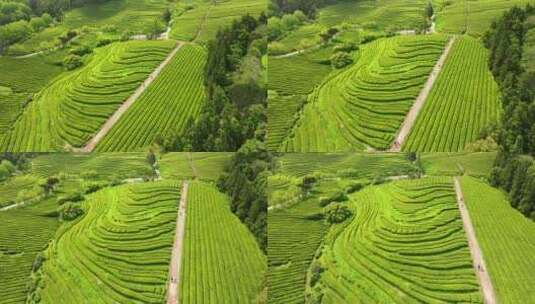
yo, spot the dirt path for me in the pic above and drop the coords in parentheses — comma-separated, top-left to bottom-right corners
(273, 44, 322, 59)
(167, 181, 189, 304)
(453, 177, 497, 304)
(389, 36, 456, 152)
(187, 153, 198, 179)
(75, 42, 183, 152)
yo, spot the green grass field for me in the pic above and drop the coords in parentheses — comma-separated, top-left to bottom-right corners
(317, 177, 481, 302)
(279, 35, 448, 151)
(181, 181, 266, 303)
(0, 41, 175, 151)
(158, 152, 232, 181)
(38, 181, 180, 303)
(421, 152, 497, 177)
(461, 176, 535, 303)
(95, 43, 206, 151)
(404, 36, 501, 151)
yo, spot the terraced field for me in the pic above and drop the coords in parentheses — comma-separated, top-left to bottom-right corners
(0, 55, 64, 94)
(171, 0, 265, 43)
(0, 200, 59, 304)
(38, 181, 180, 303)
(421, 152, 497, 177)
(277, 153, 416, 178)
(268, 152, 425, 303)
(270, 24, 324, 55)
(280, 35, 448, 152)
(318, 0, 428, 31)
(0, 175, 40, 208)
(268, 198, 329, 304)
(96, 44, 206, 151)
(0, 54, 64, 133)
(433, 0, 534, 36)
(7, 0, 168, 55)
(317, 177, 482, 303)
(461, 176, 535, 303)
(404, 36, 501, 151)
(267, 93, 306, 151)
(31, 153, 152, 179)
(159, 152, 232, 181)
(181, 181, 266, 303)
(268, 54, 333, 96)
(0, 41, 175, 151)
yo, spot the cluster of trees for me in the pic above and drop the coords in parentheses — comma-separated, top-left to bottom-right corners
(159, 14, 267, 152)
(484, 4, 535, 154)
(484, 5, 535, 221)
(217, 140, 273, 252)
(491, 153, 535, 220)
(267, 9, 307, 41)
(0, 152, 33, 171)
(0, 159, 16, 182)
(0, 1, 32, 25)
(268, 0, 331, 17)
(0, 11, 53, 52)
(0, 0, 112, 52)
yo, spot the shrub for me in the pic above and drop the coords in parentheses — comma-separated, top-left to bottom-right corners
(84, 183, 104, 194)
(330, 52, 353, 69)
(69, 45, 92, 56)
(96, 38, 112, 47)
(309, 262, 324, 287)
(300, 175, 317, 194)
(346, 182, 365, 194)
(29, 14, 53, 32)
(361, 35, 378, 44)
(58, 30, 77, 45)
(57, 192, 84, 205)
(0, 20, 32, 51)
(101, 24, 118, 33)
(63, 54, 83, 70)
(323, 204, 352, 224)
(319, 191, 348, 207)
(372, 175, 387, 185)
(281, 14, 300, 30)
(80, 170, 98, 179)
(58, 202, 84, 221)
(334, 42, 358, 53)
(32, 253, 46, 272)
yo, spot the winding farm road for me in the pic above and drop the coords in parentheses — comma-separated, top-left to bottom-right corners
(453, 177, 497, 304)
(167, 181, 189, 304)
(389, 36, 456, 152)
(75, 42, 183, 152)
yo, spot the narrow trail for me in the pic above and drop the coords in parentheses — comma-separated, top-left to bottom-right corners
(453, 177, 497, 304)
(0, 199, 36, 211)
(74, 42, 183, 152)
(389, 36, 456, 152)
(167, 181, 189, 304)
(187, 152, 198, 179)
